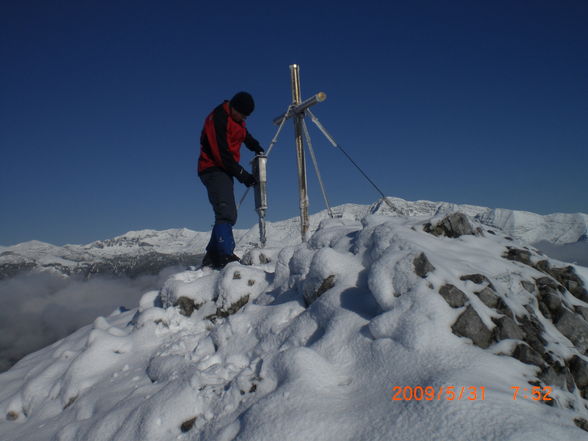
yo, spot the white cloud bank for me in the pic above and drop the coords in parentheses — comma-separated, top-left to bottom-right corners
(0, 267, 181, 372)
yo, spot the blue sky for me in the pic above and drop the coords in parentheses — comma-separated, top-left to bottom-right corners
(1, 0, 587, 246)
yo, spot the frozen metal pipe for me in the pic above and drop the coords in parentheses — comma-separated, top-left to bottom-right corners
(252, 154, 268, 246)
(272, 92, 327, 125)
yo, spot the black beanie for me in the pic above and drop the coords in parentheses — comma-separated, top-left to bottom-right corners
(230, 91, 255, 116)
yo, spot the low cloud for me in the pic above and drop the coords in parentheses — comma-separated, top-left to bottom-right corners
(0, 267, 181, 372)
(533, 241, 588, 268)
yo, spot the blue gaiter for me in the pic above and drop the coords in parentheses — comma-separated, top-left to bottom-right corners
(207, 223, 235, 257)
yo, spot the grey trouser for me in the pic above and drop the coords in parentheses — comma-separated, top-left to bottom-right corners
(200, 170, 237, 226)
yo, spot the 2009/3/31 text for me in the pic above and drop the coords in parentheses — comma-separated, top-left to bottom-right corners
(391, 386, 485, 401)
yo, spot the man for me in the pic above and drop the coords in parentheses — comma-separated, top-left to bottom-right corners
(198, 91, 264, 269)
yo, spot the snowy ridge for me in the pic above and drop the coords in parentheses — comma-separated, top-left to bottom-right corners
(85, 228, 204, 255)
(370, 197, 588, 245)
(0, 229, 210, 280)
(477, 209, 588, 245)
(1, 197, 587, 280)
(1, 210, 588, 440)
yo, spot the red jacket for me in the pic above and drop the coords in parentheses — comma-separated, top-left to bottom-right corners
(198, 101, 261, 176)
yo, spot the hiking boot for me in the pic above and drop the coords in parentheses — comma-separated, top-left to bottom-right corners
(215, 253, 240, 269)
(201, 251, 216, 268)
(202, 251, 240, 270)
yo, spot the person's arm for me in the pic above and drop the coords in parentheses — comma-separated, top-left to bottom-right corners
(244, 131, 264, 154)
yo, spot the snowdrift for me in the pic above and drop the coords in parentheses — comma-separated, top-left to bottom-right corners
(1, 211, 588, 440)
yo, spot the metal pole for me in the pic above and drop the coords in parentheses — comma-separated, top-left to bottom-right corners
(252, 154, 268, 247)
(290, 64, 309, 242)
(302, 118, 333, 218)
(273, 92, 326, 126)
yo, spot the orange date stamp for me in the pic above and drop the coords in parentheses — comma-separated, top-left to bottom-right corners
(391, 385, 554, 402)
(511, 386, 552, 401)
(391, 386, 486, 401)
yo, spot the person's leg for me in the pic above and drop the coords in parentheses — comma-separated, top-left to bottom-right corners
(200, 171, 238, 267)
(201, 171, 237, 226)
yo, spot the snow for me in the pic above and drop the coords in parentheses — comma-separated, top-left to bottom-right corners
(477, 208, 588, 245)
(1, 208, 588, 440)
(2, 196, 586, 277)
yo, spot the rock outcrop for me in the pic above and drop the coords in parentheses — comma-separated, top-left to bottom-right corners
(425, 216, 588, 403)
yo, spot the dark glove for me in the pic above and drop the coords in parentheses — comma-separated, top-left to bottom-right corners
(237, 168, 257, 187)
(254, 145, 265, 155)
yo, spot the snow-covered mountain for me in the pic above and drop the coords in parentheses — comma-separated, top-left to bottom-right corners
(369, 197, 588, 245)
(1, 197, 587, 280)
(0, 229, 207, 280)
(1, 201, 588, 440)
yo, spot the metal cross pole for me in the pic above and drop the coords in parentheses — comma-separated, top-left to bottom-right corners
(273, 64, 327, 242)
(290, 65, 309, 242)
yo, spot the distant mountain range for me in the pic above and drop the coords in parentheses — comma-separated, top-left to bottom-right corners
(0, 229, 208, 280)
(1, 197, 586, 280)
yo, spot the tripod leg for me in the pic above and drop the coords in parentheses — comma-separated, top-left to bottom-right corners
(307, 109, 338, 147)
(266, 104, 293, 156)
(302, 119, 334, 218)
